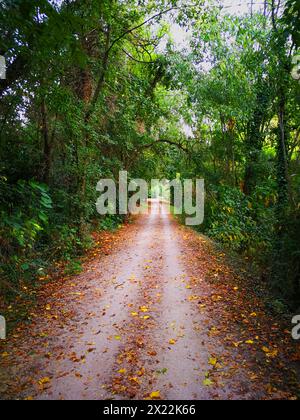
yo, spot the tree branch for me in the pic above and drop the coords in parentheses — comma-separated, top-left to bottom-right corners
(85, 8, 176, 119)
(85, 26, 111, 121)
(106, 7, 177, 55)
(122, 49, 156, 64)
(271, 0, 278, 32)
(140, 139, 191, 154)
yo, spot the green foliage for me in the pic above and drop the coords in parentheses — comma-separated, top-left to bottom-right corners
(48, 226, 88, 260)
(204, 187, 251, 252)
(0, 178, 52, 288)
(0, 179, 52, 252)
(0, 0, 299, 308)
(272, 211, 300, 305)
(284, 0, 300, 48)
(64, 260, 83, 276)
(167, 2, 300, 306)
(0, 0, 173, 297)
(202, 179, 277, 254)
(99, 215, 123, 232)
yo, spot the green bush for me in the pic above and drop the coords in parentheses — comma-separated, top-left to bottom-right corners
(204, 185, 275, 256)
(0, 178, 53, 289)
(272, 211, 300, 306)
(64, 259, 83, 276)
(0, 179, 52, 251)
(99, 215, 123, 231)
(204, 186, 254, 251)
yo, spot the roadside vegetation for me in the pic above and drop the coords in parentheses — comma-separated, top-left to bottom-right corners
(0, 0, 299, 314)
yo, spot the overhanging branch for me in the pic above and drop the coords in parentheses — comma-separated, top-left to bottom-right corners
(106, 7, 177, 56)
(122, 49, 156, 64)
(141, 139, 191, 154)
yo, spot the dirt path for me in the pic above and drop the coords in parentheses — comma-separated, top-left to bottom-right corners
(0, 202, 299, 400)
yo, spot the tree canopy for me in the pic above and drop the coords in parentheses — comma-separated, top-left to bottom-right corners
(0, 0, 299, 307)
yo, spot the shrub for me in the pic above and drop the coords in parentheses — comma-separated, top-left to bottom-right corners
(0, 178, 53, 289)
(204, 185, 275, 256)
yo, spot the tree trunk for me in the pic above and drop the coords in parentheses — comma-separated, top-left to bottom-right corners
(41, 98, 51, 184)
(78, 27, 112, 232)
(277, 91, 289, 209)
(243, 83, 269, 195)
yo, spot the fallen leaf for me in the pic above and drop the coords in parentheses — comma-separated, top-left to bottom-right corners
(156, 368, 168, 375)
(129, 377, 140, 385)
(137, 368, 145, 377)
(203, 378, 214, 387)
(150, 391, 161, 400)
(209, 357, 218, 366)
(140, 306, 148, 313)
(262, 347, 278, 358)
(38, 377, 51, 385)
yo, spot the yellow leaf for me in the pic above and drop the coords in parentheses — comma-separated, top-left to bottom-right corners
(140, 306, 148, 313)
(245, 340, 254, 345)
(38, 377, 51, 385)
(250, 312, 257, 317)
(114, 335, 121, 341)
(169, 339, 176, 345)
(137, 368, 145, 377)
(1, 352, 9, 358)
(262, 347, 278, 358)
(188, 295, 199, 302)
(118, 368, 126, 374)
(131, 312, 138, 317)
(143, 316, 150, 320)
(212, 295, 223, 302)
(266, 349, 278, 358)
(45, 304, 51, 311)
(209, 358, 217, 366)
(150, 391, 161, 400)
(203, 378, 214, 387)
(129, 377, 140, 384)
